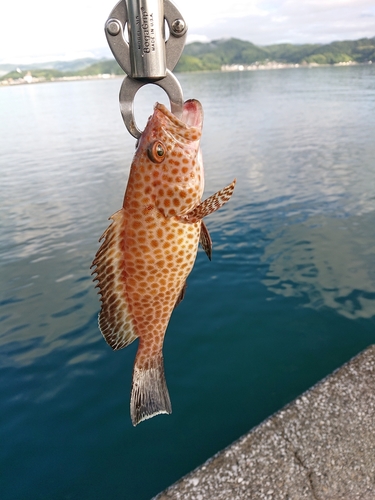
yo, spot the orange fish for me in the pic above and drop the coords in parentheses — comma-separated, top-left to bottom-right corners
(92, 99, 235, 425)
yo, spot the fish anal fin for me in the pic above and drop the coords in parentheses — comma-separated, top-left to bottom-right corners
(91, 208, 138, 350)
(174, 281, 187, 308)
(200, 221, 212, 260)
(131, 352, 172, 426)
(179, 179, 236, 223)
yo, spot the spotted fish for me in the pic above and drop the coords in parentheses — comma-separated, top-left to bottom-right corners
(91, 99, 235, 426)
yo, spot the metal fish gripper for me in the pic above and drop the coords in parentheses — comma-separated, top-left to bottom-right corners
(105, 0, 188, 138)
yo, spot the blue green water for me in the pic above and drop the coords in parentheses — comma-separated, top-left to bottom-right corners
(1, 65, 375, 499)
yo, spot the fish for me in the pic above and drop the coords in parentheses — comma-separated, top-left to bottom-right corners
(91, 99, 236, 426)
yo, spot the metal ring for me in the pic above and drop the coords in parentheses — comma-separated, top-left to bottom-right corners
(119, 70, 184, 139)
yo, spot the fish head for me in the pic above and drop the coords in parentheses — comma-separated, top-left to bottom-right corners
(134, 99, 204, 218)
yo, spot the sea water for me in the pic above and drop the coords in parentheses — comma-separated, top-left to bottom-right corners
(1, 65, 375, 499)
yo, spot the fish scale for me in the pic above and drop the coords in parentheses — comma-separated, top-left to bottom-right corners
(92, 99, 235, 425)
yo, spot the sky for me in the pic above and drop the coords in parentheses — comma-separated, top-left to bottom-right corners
(0, 0, 374, 63)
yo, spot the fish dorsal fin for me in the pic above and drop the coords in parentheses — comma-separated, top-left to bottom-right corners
(179, 179, 236, 223)
(200, 221, 212, 260)
(91, 209, 138, 350)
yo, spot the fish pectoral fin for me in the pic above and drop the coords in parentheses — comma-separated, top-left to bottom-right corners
(179, 179, 236, 223)
(174, 281, 187, 308)
(200, 221, 212, 260)
(131, 352, 172, 426)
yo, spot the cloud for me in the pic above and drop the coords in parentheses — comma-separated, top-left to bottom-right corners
(0, 0, 111, 61)
(186, 35, 211, 44)
(0, 0, 373, 62)
(186, 0, 375, 45)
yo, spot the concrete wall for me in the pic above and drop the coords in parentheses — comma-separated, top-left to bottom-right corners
(154, 345, 375, 500)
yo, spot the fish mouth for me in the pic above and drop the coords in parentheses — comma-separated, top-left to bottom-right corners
(181, 99, 203, 129)
(155, 99, 203, 131)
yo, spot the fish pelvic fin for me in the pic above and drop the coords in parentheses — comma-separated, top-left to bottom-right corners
(130, 352, 172, 426)
(179, 179, 236, 223)
(174, 281, 187, 309)
(200, 221, 212, 260)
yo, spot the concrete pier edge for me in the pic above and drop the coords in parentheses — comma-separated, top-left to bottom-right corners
(153, 345, 375, 499)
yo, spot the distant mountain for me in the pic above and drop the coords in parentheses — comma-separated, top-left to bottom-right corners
(175, 36, 375, 71)
(73, 60, 124, 76)
(50, 58, 101, 72)
(1, 36, 374, 83)
(0, 58, 103, 75)
(177, 38, 270, 70)
(0, 58, 124, 80)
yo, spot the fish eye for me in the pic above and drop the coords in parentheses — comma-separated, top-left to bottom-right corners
(147, 141, 166, 163)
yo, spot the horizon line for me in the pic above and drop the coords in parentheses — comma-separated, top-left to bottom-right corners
(1, 33, 374, 66)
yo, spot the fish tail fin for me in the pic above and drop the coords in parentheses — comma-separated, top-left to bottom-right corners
(130, 352, 172, 426)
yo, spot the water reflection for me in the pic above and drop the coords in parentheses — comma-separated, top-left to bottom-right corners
(1, 66, 375, 500)
(262, 211, 375, 319)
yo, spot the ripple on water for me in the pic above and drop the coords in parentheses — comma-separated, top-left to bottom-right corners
(1, 67, 375, 500)
(262, 211, 375, 319)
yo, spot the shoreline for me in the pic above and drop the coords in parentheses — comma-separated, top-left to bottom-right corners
(221, 60, 365, 71)
(0, 72, 118, 87)
(0, 60, 372, 87)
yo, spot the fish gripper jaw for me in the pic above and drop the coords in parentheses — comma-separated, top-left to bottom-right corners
(105, 0, 188, 139)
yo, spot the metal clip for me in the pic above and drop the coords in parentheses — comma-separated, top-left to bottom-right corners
(105, 0, 188, 138)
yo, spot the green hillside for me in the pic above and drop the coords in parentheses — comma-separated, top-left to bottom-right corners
(175, 37, 375, 71)
(303, 38, 375, 64)
(74, 60, 124, 76)
(1, 36, 374, 83)
(2, 68, 65, 80)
